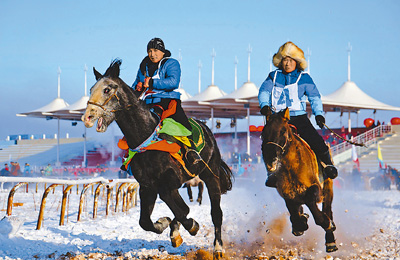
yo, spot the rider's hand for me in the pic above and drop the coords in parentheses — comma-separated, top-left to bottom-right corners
(135, 82, 144, 91)
(315, 115, 325, 129)
(260, 106, 272, 117)
(144, 77, 151, 88)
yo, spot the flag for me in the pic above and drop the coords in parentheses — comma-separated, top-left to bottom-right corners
(352, 144, 360, 170)
(377, 143, 384, 169)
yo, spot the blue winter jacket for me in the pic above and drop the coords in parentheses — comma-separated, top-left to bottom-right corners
(132, 57, 181, 104)
(258, 69, 323, 117)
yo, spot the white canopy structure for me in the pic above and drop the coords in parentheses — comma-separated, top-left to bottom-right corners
(16, 68, 69, 166)
(322, 80, 400, 112)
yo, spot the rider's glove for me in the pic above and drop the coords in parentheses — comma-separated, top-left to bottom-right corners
(315, 115, 325, 129)
(260, 106, 272, 117)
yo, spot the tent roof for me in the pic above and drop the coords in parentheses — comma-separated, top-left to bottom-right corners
(211, 81, 259, 101)
(176, 88, 192, 101)
(16, 97, 69, 118)
(321, 81, 400, 112)
(184, 84, 226, 102)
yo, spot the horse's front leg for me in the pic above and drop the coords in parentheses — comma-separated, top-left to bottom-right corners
(159, 188, 199, 247)
(285, 199, 309, 236)
(138, 186, 171, 234)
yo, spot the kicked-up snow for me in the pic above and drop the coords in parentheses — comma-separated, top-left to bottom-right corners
(0, 168, 399, 259)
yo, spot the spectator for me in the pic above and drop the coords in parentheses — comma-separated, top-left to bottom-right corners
(10, 162, 21, 176)
(24, 163, 31, 176)
(1, 163, 10, 176)
(44, 164, 53, 176)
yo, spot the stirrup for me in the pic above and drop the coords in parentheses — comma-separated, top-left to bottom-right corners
(185, 148, 202, 165)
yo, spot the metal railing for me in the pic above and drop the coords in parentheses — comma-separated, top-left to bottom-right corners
(330, 125, 392, 157)
(0, 176, 139, 230)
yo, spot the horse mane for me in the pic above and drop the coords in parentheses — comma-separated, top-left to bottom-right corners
(104, 59, 122, 78)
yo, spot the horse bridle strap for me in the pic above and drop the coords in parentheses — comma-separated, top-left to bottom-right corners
(87, 88, 132, 113)
(265, 133, 289, 154)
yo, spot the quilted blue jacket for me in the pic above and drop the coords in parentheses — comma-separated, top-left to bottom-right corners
(258, 69, 323, 117)
(132, 57, 181, 104)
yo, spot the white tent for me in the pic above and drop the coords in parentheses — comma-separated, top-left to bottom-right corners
(322, 80, 400, 112)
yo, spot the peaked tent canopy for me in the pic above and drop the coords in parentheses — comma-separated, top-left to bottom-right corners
(16, 97, 69, 118)
(321, 81, 400, 112)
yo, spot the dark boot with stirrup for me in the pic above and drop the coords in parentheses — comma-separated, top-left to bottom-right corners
(265, 173, 277, 188)
(319, 150, 338, 179)
(184, 139, 202, 165)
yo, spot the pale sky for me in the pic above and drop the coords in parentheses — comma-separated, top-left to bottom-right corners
(1, 0, 399, 140)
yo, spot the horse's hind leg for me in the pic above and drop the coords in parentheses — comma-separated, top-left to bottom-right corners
(187, 185, 194, 202)
(202, 177, 224, 259)
(285, 200, 309, 236)
(322, 178, 338, 252)
(138, 186, 171, 234)
(197, 181, 204, 205)
(304, 183, 337, 252)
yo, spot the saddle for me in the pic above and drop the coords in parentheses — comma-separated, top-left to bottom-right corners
(118, 101, 205, 177)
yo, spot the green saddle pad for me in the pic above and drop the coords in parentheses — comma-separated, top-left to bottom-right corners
(189, 118, 205, 153)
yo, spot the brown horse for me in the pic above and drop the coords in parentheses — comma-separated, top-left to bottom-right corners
(261, 108, 338, 253)
(82, 59, 233, 258)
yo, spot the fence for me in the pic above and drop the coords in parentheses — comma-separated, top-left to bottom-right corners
(0, 176, 139, 230)
(330, 125, 392, 157)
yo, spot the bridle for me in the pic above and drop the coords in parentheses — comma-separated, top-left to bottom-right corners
(87, 87, 131, 113)
(265, 131, 290, 154)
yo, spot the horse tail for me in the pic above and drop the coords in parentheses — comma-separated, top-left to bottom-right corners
(219, 160, 234, 194)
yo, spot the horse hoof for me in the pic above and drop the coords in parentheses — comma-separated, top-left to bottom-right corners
(171, 234, 183, 248)
(213, 250, 224, 259)
(155, 217, 172, 233)
(326, 242, 338, 252)
(190, 199, 193, 202)
(188, 220, 200, 236)
(292, 230, 304, 236)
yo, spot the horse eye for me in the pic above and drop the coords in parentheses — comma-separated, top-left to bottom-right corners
(104, 88, 110, 94)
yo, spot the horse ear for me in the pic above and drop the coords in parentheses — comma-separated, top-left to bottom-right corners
(283, 108, 290, 121)
(93, 67, 103, 81)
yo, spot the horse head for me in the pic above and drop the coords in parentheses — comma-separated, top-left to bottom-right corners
(82, 59, 136, 132)
(261, 108, 291, 173)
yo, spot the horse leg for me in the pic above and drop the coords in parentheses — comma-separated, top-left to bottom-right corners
(322, 178, 338, 252)
(138, 186, 171, 234)
(159, 188, 199, 247)
(203, 177, 224, 259)
(187, 185, 194, 202)
(285, 199, 309, 236)
(197, 181, 204, 205)
(304, 184, 337, 252)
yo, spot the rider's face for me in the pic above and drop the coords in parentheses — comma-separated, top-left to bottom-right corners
(282, 57, 297, 73)
(148, 48, 165, 63)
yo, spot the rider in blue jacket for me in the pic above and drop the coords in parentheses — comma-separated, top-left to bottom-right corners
(258, 41, 338, 187)
(132, 38, 200, 164)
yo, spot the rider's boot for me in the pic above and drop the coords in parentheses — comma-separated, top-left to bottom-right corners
(184, 139, 202, 165)
(265, 173, 277, 188)
(319, 150, 338, 179)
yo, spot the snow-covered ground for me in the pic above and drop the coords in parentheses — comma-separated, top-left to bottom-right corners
(1, 167, 400, 259)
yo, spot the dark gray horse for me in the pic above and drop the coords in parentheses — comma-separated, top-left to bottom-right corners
(82, 59, 233, 258)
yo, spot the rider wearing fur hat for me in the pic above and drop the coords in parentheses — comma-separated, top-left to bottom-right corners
(258, 41, 338, 187)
